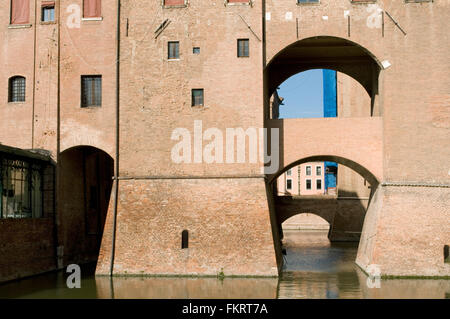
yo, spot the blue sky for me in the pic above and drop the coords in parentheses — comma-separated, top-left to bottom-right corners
(277, 69, 324, 119)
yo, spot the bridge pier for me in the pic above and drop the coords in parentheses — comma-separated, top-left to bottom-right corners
(357, 185, 450, 277)
(96, 178, 281, 277)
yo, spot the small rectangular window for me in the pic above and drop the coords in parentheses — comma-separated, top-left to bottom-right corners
(10, 0, 30, 24)
(316, 179, 322, 190)
(192, 89, 204, 107)
(193, 47, 200, 54)
(168, 41, 180, 60)
(286, 169, 292, 176)
(81, 75, 102, 108)
(306, 179, 312, 190)
(237, 39, 249, 58)
(316, 166, 322, 176)
(306, 166, 312, 176)
(286, 179, 292, 190)
(41, 4, 55, 22)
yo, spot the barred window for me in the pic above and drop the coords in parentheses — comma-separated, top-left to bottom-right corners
(168, 41, 180, 60)
(237, 39, 249, 57)
(81, 75, 102, 107)
(192, 89, 204, 107)
(1, 158, 43, 219)
(8, 76, 26, 103)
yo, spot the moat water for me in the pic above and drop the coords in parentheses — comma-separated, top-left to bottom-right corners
(0, 230, 449, 299)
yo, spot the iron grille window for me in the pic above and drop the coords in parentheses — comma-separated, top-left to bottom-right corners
(42, 5, 55, 22)
(8, 76, 26, 102)
(192, 89, 204, 107)
(316, 166, 322, 176)
(81, 75, 102, 107)
(237, 39, 249, 57)
(168, 41, 180, 59)
(1, 158, 43, 219)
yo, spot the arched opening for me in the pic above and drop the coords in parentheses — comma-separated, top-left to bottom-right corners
(265, 36, 382, 118)
(58, 146, 114, 267)
(272, 155, 378, 276)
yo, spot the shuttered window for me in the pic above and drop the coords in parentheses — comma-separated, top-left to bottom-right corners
(83, 0, 101, 18)
(10, 0, 30, 25)
(164, 0, 185, 5)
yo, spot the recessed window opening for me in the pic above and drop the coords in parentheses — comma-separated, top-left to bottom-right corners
(182, 230, 189, 249)
(41, 4, 55, 22)
(445, 245, 449, 263)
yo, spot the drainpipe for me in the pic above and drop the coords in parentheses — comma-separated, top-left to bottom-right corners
(54, 0, 62, 270)
(32, 0, 37, 148)
(109, 0, 121, 277)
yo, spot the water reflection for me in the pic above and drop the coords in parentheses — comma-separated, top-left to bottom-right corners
(0, 230, 449, 299)
(96, 277, 278, 299)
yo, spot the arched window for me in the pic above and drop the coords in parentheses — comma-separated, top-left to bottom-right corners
(8, 76, 26, 102)
(181, 230, 189, 249)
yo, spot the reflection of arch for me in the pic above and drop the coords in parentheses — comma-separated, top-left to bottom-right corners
(269, 155, 379, 189)
(265, 36, 382, 97)
(282, 213, 331, 228)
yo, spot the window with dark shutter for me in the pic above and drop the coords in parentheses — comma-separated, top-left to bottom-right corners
(164, 0, 185, 5)
(182, 230, 189, 249)
(237, 39, 249, 58)
(8, 76, 26, 102)
(81, 75, 102, 108)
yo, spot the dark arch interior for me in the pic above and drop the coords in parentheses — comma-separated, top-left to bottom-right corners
(58, 146, 114, 267)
